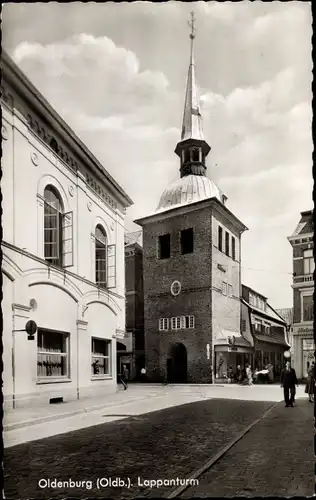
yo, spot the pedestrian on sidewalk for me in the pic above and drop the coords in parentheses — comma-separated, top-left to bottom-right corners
(235, 365, 242, 384)
(120, 364, 129, 390)
(246, 364, 253, 385)
(140, 367, 147, 382)
(281, 361, 298, 407)
(305, 362, 315, 403)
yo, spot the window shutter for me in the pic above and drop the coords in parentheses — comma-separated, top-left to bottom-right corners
(62, 211, 73, 268)
(180, 316, 186, 329)
(159, 319, 163, 331)
(107, 244, 116, 288)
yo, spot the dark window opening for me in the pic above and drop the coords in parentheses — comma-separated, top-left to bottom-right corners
(181, 228, 194, 254)
(184, 150, 190, 163)
(218, 226, 223, 252)
(303, 295, 313, 322)
(159, 234, 171, 259)
(191, 148, 200, 162)
(44, 186, 63, 267)
(95, 225, 107, 288)
(225, 231, 229, 256)
(232, 237, 236, 260)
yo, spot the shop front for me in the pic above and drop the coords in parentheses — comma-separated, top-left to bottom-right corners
(292, 326, 314, 379)
(253, 334, 290, 381)
(214, 331, 253, 383)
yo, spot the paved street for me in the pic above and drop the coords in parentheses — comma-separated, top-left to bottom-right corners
(4, 384, 307, 447)
(4, 398, 274, 499)
(181, 398, 313, 498)
(4, 384, 313, 499)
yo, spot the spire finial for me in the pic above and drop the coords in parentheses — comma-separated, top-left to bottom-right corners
(188, 11, 196, 40)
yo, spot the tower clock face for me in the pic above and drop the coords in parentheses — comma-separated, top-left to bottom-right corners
(171, 281, 181, 296)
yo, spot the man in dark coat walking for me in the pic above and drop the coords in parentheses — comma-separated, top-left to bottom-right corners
(280, 361, 298, 407)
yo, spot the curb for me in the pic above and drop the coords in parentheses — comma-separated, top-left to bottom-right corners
(4, 393, 163, 432)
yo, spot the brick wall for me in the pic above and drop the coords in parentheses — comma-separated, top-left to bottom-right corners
(142, 206, 213, 382)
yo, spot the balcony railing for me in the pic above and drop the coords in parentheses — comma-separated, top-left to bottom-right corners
(293, 274, 314, 284)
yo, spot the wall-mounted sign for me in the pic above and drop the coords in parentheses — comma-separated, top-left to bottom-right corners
(302, 339, 314, 351)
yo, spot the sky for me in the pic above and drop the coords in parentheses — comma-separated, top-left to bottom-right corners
(2, 1, 313, 309)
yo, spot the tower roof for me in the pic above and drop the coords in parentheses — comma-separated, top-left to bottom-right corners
(156, 174, 224, 213)
(175, 12, 210, 158)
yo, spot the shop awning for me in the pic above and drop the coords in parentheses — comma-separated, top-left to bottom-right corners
(253, 332, 289, 347)
(214, 330, 252, 348)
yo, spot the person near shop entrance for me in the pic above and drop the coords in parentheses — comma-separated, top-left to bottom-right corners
(235, 365, 242, 384)
(305, 361, 315, 403)
(281, 361, 298, 407)
(246, 364, 253, 385)
(120, 364, 129, 390)
(140, 366, 147, 382)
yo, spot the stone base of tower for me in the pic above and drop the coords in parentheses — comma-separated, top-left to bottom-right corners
(146, 351, 213, 384)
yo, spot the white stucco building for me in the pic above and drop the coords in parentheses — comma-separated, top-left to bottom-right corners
(1, 52, 133, 409)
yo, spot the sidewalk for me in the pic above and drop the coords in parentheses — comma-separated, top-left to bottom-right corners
(4, 384, 166, 431)
(182, 398, 314, 498)
(4, 383, 307, 432)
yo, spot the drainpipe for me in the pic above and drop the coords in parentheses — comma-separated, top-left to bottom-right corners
(77, 305, 80, 400)
(12, 310, 16, 410)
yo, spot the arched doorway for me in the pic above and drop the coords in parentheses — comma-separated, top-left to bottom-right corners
(167, 343, 187, 383)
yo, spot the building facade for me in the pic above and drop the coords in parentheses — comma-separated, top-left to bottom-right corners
(135, 21, 248, 384)
(117, 233, 145, 380)
(288, 210, 314, 379)
(276, 308, 294, 356)
(1, 52, 132, 409)
(241, 285, 290, 380)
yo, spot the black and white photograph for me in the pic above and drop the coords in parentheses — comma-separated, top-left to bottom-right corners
(1, 1, 314, 498)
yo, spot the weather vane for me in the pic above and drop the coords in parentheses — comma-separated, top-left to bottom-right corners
(188, 11, 196, 40)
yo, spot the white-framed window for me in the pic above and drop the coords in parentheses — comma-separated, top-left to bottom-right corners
(37, 329, 69, 379)
(95, 225, 107, 288)
(171, 316, 194, 330)
(263, 322, 271, 334)
(222, 282, 228, 295)
(303, 249, 315, 275)
(171, 317, 177, 330)
(254, 319, 262, 332)
(91, 337, 111, 376)
(189, 315, 195, 328)
(159, 318, 169, 331)
(44, 185, 73, 268)
(95, 225, 116, 289)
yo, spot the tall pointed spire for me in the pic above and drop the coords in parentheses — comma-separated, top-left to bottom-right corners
(175, 11, 211, 178)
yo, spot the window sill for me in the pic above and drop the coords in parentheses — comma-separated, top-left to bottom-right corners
(36, 378, 72, 385)
(91, 375, 113, 381)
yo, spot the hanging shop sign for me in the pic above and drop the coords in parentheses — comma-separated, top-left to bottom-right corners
(25, 320, 37, 340)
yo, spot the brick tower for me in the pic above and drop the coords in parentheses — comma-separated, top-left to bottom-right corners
(135, 13, 248, 383)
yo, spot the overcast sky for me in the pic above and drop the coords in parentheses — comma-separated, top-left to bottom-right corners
(3, 1, 312, 309)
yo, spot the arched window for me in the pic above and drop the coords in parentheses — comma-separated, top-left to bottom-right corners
(43, 185, 73, 268)
(44, 186, 63, 266)
(95, 225, 107, 288)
